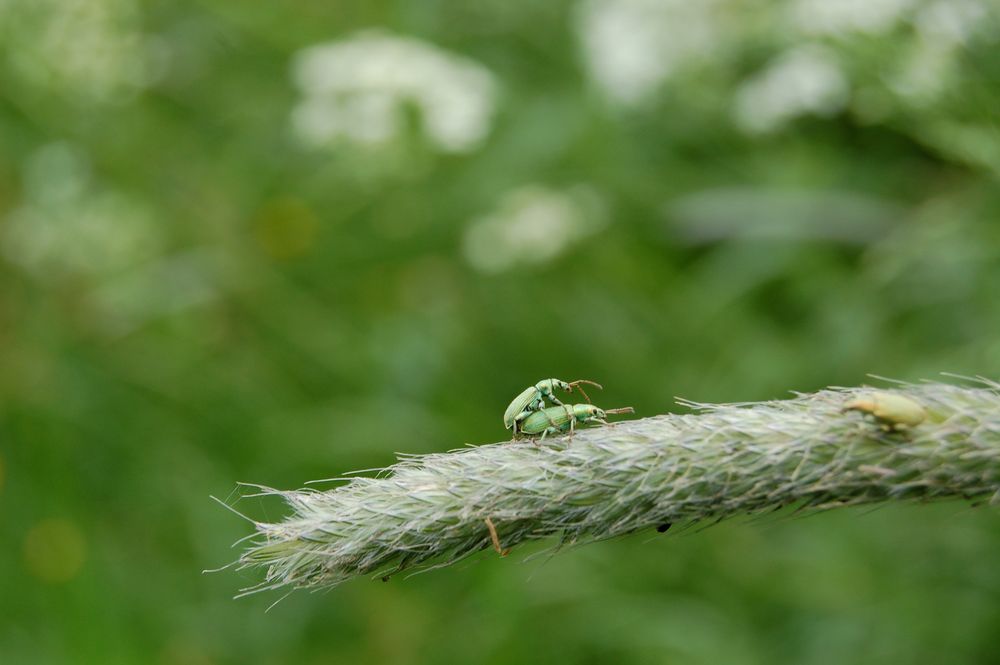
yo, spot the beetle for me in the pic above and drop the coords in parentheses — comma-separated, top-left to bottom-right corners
(519, 403, 634, 440)
(843, 391, 926, 431)
(504, 378, 602, 436)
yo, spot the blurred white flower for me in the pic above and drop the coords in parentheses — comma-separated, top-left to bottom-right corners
(576, 0, 719, 104)
(290, 31, 497, 153)
(462, 185, 607, 273)
(790, 0, 915, 36)
(889, 39, 955, 104)
(734, 45, 849, 134)
(914, 0, 987, 45)
(1, 0, 153, 101)
(887, 0, 988, 104)
(2, 143, 161, 277)
(88, 249, 221, 336)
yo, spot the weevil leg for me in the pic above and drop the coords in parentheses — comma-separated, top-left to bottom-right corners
(541, 426, 561, 441)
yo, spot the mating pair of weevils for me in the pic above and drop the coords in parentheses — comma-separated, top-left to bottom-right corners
(503, 378, 634, 440)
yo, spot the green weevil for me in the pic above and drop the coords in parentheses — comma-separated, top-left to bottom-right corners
(843, 391, 926, 431)
(504, 378, 602, 436)
(519, 403, 634, 440)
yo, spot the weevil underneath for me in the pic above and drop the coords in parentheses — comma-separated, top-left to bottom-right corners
(519, 403, 634, 440)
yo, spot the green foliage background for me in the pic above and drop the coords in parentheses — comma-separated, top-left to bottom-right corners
(2, 1, 1000, 663)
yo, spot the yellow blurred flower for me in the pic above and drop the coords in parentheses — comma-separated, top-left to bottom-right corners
(23, 518, 86, 584)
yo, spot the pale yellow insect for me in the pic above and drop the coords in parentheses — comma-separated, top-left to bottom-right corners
(843, 391, 927, 431)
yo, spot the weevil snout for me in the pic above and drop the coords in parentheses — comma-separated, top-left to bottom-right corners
(842, 398, 877, 414)
(594, 406, 634, 420)
(843, 392, 926, 431)
(604, 407, 634, 415)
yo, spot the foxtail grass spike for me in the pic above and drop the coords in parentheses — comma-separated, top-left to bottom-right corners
(223, 380, 1000, 595)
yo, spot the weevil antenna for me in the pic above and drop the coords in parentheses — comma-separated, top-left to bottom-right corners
(569, 379, 603, 403)
(571, 379, 603, 389)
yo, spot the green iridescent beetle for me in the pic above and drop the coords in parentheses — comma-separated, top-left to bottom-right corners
(520, 403, 634, 440)
(504, 378, 602, 437)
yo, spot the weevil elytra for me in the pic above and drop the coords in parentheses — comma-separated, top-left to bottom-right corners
(504, 379, 603, 437)
(843, 391, 926, 431)
(519, 403, 634, 440)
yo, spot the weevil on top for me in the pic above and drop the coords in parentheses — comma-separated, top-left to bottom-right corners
(503, 378, 603, 436)
(843, 391, 926, 432)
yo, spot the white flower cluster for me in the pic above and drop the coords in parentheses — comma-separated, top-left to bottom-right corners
(290, 31, 498, 153)
(2, 144, 221, 334)
(575, 0, 992, 136)
(462, 185, 607, 274)
(575, 0, 720, 105)
(1, 0, 155, 101)
(790, 0, 916, 35)
(734, 45, 849, 134)
(2, 143, 160, 278)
